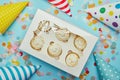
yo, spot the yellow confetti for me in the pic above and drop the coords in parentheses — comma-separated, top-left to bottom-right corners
(109, 11, 114, 16)
(11, 59, 20, 66)
(99, 51, 104, 55)
(21, 17, 26, 21)
(93, 27, 97, 31)
(88, 22, 93, 26)
(7, 42, 11, 45)
(25, 13, 29, 17)
(98, 0, 103, 5)
(88, 3, 95, 8)
(99, 17, 104, 21)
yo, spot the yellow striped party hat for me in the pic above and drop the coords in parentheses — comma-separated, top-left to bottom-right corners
(0, 2, 28, 34)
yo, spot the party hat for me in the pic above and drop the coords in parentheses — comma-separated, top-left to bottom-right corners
(0, 65, 41, 80)
(93, 54, 120, 80)
(0, 2, 28, 34)
(48, 0, 72, 17)
(85, 2, 120, 32)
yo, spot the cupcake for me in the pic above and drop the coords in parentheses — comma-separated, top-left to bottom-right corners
(42, 21, 51, 32)
(30, 33, 44, 50)
(65, 50, 80, 67)
(47, 41, 62, 59)
(74, 35, 87, 51)
(55, 28, 70, 42)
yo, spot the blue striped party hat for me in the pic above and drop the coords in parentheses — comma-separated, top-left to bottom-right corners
(93, 54, 120, 80)
(0, 65, 41, 80)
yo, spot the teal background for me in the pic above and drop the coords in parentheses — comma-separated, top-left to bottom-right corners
(0, 0, 120, 80)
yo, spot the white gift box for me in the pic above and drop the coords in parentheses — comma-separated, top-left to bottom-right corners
(20, 9, 98, 77)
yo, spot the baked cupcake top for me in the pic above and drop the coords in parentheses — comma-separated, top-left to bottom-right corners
(74, 35, 87, 51)
(47, 42, 62, 59)
(65, 50, 79, 67)
(30, 35, 44, 50)
(55, 28, 70, 42)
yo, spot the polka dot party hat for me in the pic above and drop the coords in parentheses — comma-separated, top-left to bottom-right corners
(48, 0, 72, 17)
(93, 54, 120, 80)
(0, 2, 28, 34)
(0, 65, 41, 80)
(85, 2, 120, 32)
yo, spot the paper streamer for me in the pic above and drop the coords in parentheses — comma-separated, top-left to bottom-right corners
(0, 65, 41, 80)
(48, 0, 72, 17)
(93, 54, 120, 80)
(85, 2, 120, 32)
(0, 2, 28, 34)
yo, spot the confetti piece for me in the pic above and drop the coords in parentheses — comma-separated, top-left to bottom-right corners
(68, 0, 73, 6)
(92, 19, 98, 24)
(88, 3, 95, 8)
(23, 55, 29, 60)
(88, 0, 96, 8)
(98, 0, 103, 5)
(99, 51, 104, 55)
(19, 51, 23, 56)
(85, 70, 89, 74)
(25, 13, 29, 17)
(86, 13, 92, 20)
(93, 27, 97, 31)
(100, 7, 106, 13)
(54, 9, 59, 15)
(83, 72, 88, 76)
(7, 44, 12, 49)
(85, 67, 89, 71)
(105, 58, 110, 63)
(99, 28, 102, 32)
(104, 43, 109, 48)
(107, 34, 112, 39)
(115, 3, 120, 9)
(36, 70, 41, 76)
(111, 50, 115, 54)
(94, 62, 96, 66)
(79, 75, 84, 79)
(2, 42, 6, 47)
(11, 59, 20, 66)
(7, 42, 11, 45)
(21, 17, 26, 21)
(88, 22, 93, 26)
(99, 17, 104, 21)
(22, 25, 27, 30)
(109, 11, 114, 16)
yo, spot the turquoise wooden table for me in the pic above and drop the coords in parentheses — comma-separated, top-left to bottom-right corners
(0, 0, 120, 80)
